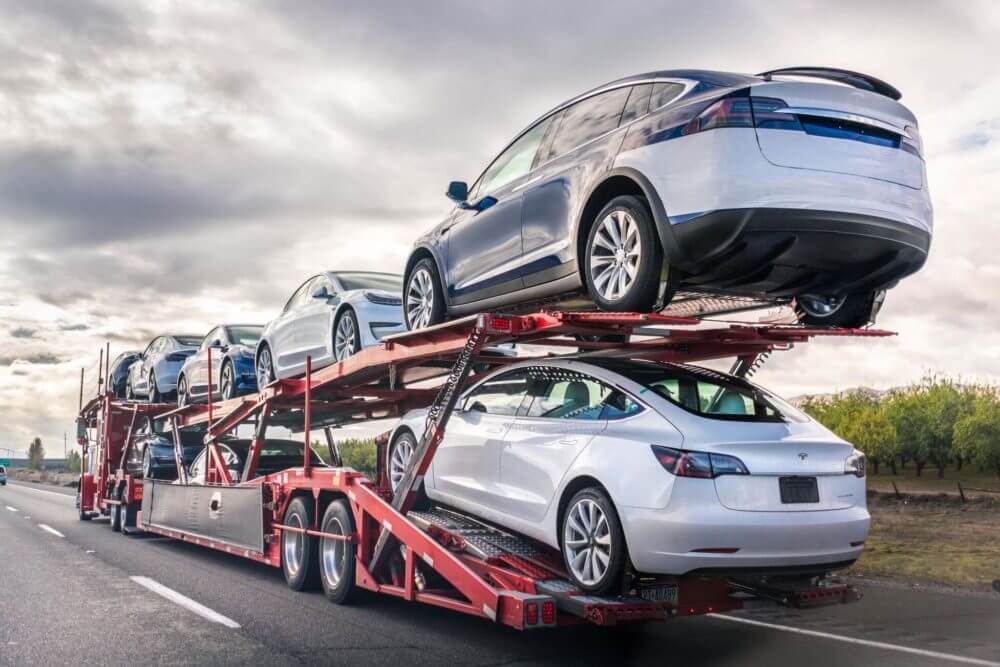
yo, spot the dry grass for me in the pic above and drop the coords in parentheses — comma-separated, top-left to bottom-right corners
(852, 492, 1000, 592)
(866, 463, 1000, 496)
(10, 469, 79, 487)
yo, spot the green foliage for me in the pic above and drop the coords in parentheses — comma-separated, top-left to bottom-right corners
(954, 389, 1000, 476)
(65, 450, 82, 474)
(312, 437, 377, 476)
(27, 437, 45, 470)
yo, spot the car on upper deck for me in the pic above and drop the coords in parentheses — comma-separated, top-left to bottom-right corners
(126, 334, 202, 403)
(402, 66, 931, 330)
(176, 324, 263, 407)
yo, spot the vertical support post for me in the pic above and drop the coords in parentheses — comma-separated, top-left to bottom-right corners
(207, 346, 214, 427)
(120, 407, 139, 471)
(171, 417, 188, 485)
(79, 368, 84, 410)
(96, 348, 104, 396)
(243, 405, 270, 483)
(303, 355, 312, 477)
(105, 342, 111, 393)
(323, 427, 342, 467)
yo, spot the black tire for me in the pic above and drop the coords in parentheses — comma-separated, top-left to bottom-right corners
(149, 373, 161, 404)
(110, 495, 122, 532)
(177, 375, 189, 408)
(282, 497, 320, 591)
(121, 497, 136, 532)
(560, 487, 627, 595)
(583, 195, 663, 313)
(333, 308, 362, 362)
(403, 258, 446, 330)
(795, 290, 882, 328)
(220, 361, 236, 400)
(78, 499, 91, 521)
(318, 499, 358, 605)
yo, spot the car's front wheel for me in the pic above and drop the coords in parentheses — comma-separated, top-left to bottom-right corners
(256, 345, 276, 389)
(220, 361, 236, 400)
(334, 308, 361, 362)
(404, 258, 445, 330)
(584, 195, 663, 313)
(149, 372, 161, 404)
(561, 487, 627, 595)
(177, 376, 189, 408)
(795, 290, 884, 328)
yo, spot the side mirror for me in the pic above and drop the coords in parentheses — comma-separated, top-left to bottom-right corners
(210, 339, 225, 349)
(311, 286, 330, 299)
(446, 181, 468, 203)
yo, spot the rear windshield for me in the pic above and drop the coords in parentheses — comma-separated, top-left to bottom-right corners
(335, 272, 402, 292)
(605, 361, 808, 423)
(174, 336, 203, 347)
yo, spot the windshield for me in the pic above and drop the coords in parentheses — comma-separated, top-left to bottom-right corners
(174, 336, 203, 347)
(225, 326, 263, 347)
(600, 360, 808, 423)
(334, 272, 403, 292)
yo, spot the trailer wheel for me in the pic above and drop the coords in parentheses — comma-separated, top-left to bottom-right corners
(282, 497, 319, 591)
(121, 498, 136, 532)
(319, 499, 358, 605)
(78, 495, 92, 521)
(110, 497, 122, 532)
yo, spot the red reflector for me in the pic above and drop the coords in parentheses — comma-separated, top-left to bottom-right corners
(525, 602, 538, 625)
(542, 600, 555, 624)
(489, 316, 513, 332)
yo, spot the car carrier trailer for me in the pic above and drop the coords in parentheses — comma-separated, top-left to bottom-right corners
(76, 310, 883, 629)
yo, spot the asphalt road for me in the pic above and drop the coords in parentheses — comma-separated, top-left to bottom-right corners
(2, 478, 999, 667)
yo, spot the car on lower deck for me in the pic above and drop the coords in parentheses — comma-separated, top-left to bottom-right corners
(386, 357, 868, 594)
(255, 271, 405, 387)
(185, 438, 328, 484)
(0, 465, 6, 486)
(403, 67, 931, 331)
(177, 324, 263, 407)
(125, 417, 204, 481)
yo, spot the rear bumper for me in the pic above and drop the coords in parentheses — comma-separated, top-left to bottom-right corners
(668, 207, 930, 296)
(619, 502, 869, 576)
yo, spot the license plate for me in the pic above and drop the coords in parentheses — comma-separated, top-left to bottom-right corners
(780, 476, 819, 503)
(639, 584, 678, 604)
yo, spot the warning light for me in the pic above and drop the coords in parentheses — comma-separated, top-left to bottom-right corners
(542, 600, 555, 624)
(525, 602, 538, 625)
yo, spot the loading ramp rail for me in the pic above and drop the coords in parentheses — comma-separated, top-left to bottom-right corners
(75, 310, 886, 629)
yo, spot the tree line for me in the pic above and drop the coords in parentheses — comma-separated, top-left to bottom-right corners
(800, 377, 1000, 477)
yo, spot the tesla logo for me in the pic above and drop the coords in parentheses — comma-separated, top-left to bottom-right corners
(798, 453, 809, 461)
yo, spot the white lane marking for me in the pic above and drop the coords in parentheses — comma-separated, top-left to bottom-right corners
(130, 577, 241, 629)
(38, 524, 65, 538)
(6, 505, 18, 512)
(710, 613, 1000, 667)
(9, 484, 75, 499)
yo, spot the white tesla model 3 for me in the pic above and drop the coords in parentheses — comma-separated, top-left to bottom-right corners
(387, 357, 868, 594)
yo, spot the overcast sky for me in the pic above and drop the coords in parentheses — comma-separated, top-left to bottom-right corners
(1, 0, 998, 457)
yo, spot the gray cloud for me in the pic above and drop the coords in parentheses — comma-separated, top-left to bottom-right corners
(10, 327, 36, 338)
(0, 352, 63, 366)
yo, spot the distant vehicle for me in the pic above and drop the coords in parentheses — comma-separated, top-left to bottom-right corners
(185, 439, 328, 485)
(387, 356, 868, 594)
(126, 335, 202, 403)
(402, 67, 931, 330)
(125, 417, 203, 481)
(0, 465, 6, 486)
(108, 351, 142, 399)
(255, 272, 404, 387)
(176, 325, 263, 407)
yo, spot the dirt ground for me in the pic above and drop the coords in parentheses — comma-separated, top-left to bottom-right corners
(852, 491, 1000, 592)
(10, 469, 78, 487)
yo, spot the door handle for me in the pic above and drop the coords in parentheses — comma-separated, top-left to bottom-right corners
(558, 438, 578, 445)
(486, 427, 505, 434)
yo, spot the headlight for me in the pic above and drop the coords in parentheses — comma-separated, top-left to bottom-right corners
(363, 291, 402, 306)
(844, 451, 866, 478)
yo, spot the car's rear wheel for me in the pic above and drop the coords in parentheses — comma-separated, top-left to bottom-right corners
(795, 290, 884, 328)
(220, 361, 236, 400)
(319, 499, 358, 605)
(282, 497, 320, 591)
(334, 308, 361, 361)
(561, 487, 627, 595)
(387, 431, 416, 493)
(257, 345, 276, 389)
(404, 258, 445, 330)
(177, 376, 189, 408)
(149, 373, 161, 404)
(584, 195, 663, 313)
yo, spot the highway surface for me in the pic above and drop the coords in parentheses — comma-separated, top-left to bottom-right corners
(2, 478, 999, 666)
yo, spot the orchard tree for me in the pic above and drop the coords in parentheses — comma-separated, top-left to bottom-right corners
(65, 450, 82, 474)
(886, 388, 930, 476)
(954, 390, 1000, 477)
(844, 405, 897, 475)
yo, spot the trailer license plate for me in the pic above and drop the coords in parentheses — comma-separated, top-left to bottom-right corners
(639, 584, 678, 604)
(780, 476, 819, 503)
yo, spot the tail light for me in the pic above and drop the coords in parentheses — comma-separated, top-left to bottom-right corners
(525, 602, 539, 625)
(844, 451, 866, 478)
(682, 96, 796, 135)
(542, 600, 555, 625)
(651, 445, 749, 478)
(901, 125, 923, 158)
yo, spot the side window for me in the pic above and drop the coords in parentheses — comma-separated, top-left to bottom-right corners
(619, 84, 653, 126)
(200, 328, 219, 351)
(463, 370, 531, 416)
(478, 117, 555, 195)
(522, 371, 643, 421)
(649, 82, 685, 111)
(285, 277, 317, 312)
(547, 87, 631, 159)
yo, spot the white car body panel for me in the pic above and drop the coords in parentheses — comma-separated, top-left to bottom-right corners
(390, 357, 868, 576)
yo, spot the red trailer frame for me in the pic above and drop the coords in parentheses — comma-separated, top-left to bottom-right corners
(79, 311, 882, 629)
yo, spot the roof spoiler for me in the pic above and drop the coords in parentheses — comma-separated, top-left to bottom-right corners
(755, 67, 902, 101)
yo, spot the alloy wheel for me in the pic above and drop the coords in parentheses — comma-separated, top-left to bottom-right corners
(283, 512, 304, 578)
(177, 378, 187, 408)
(405, 268, 435, 330)
(389, 436, 414, 492)
(320, 516, 347, 589)
(588, 209, 642, 302)
(563, 498, 612, 587)
(797, 294, 846, 318)
(257, 348, 274, 388)
(334, 313, 358, 361)
(221, 364, 235, 400)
